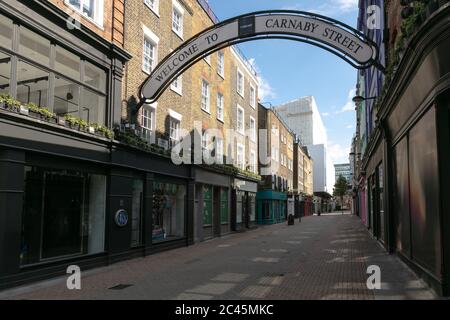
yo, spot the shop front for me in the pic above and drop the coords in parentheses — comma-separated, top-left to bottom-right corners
(194, 167, 232, 241)
(256, 190, 287, 225)
(231, 178, 258, 231)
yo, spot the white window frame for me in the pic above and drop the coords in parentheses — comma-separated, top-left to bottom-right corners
(142, 25, 159, 75)
(201, 79, 210, 113)
(237, 68, 244, 97)
(237, 104, 245, 135)
(172, 0, 184, 39)
(170, 75, 183, 95)
(237, 143, 245, 170)
(216, 138, 224, 164)
(169, 115, 181, 146)
(66, 0, 104, 28)
(217, 51, 225, 78)
(144, 0, 159, 16)
(216, 92, 224, 122)
(249, 116, 256, 142)
(250, 84, 256, 108)
(141, 103, 157, 143)
(250, 150, 257, 173)
(204, 54, 211, 65)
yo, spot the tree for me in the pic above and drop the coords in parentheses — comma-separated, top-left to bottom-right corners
(333, 175, 348, 213)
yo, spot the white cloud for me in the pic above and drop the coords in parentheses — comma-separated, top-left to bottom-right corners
(283, 0, 358, 17)
(328, 142, 351, 164)
(248, 58, 277, 102)
(338, 88, 357, 113)
(322, 112, 330, 117)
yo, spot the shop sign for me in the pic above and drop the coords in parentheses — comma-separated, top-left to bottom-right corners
(115, 209, 129, 227)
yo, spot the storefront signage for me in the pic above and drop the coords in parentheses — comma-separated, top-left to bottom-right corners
(115, 209, 129, 227)
(140, 11, 380, 103)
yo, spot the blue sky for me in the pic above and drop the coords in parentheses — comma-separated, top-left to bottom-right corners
(208, 0, 359, 164)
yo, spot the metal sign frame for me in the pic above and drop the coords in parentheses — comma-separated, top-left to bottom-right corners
(139, 10, 383, 105)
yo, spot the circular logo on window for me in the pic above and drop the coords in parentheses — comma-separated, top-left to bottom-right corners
(115, 209, 129, 227)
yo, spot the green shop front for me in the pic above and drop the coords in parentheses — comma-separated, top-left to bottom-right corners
(256, 191, 287, 225)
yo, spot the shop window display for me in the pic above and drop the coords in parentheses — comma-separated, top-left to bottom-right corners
(20, 166, 106, 266)
(152, 181, 186, 242)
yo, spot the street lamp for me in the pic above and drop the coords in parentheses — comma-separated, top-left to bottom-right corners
(352, 95, 378, 104)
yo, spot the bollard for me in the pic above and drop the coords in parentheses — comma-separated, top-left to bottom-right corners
(288, 214, 295, 226)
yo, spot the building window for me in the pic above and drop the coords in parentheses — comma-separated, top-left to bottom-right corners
(141, 104, 155, 142)
(237, 69, 244, 96)
(172, 0, 184, 38)
(170, 75, 182, 95)
(250, 84, 256, 108)
(237, 105, 244, 134)
(169, 117, 180, 147)
(249, 116, 256, 142)
(67, 0, 104, 27)
(20, 166, 106, 266)
(217, 93, 224, 122)
(201, 79, 210, 113)
(250, 150, 257, 173)
(142, 25, 159, 75)
(0, 20, 107, 125)
(217, 51, 224, 77)
(152, 181, 186, 242)
(216, 137, 224, 164)
(144, 0, 159, 15)
(143, 37, 156, 74)
(237, 143, 245, 170)
(0, 51, 11, 94)
(204, 55, 211, 65)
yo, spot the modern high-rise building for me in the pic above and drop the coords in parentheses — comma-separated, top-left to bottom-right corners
(275, 96, 334, 193)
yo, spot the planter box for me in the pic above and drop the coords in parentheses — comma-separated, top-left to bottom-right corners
(47, 116, 57, 124)
(29, 110, 41, 119)
(57, 116, 66, 126)
(89, 126, 95, 134)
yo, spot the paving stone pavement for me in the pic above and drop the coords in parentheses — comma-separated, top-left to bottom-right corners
(0, 213, 438, 300)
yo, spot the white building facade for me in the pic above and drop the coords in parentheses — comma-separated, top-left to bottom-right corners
(275, 96, 335, 193)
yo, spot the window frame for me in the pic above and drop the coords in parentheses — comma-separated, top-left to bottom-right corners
(65, 0, 104, 28)
(217, 51, 225, 78)
(237, 143, 245, 170)
(236, 104, 245, 135)
(172, 0, 184, 39)
(144, 0, 159, 16)
(170, 75, 183, 95)
(250, 84, 256, 108)
(237, 68, 244, 97)
(216, 92, 224, 122)
(201, 79, 210, 113)
(249, 116, 256, 142)
(142, 25, 159, 75)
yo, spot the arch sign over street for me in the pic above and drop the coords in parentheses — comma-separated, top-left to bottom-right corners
(140, 10, 382, 104)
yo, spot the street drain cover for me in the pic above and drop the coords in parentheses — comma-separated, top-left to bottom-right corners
(108, 284, 133, 290)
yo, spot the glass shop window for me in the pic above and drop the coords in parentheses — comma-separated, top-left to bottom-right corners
(0, 51, 11, 94)
(84, 61, 107, 93)
(16, 60, 49, 107)
(20, 166, 106, 266)
(55, 46, 81, 81)
(131, 179, 143, 247)
(203, 185, 213, 226)
(152, 181, 186, 243)
(19, 27, 51, 67)
(0, 15, 13, 49)
(53, 75, 80, 117)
